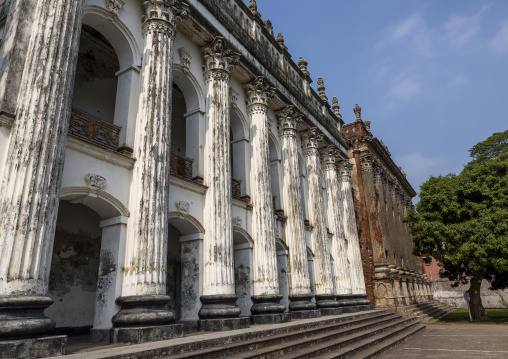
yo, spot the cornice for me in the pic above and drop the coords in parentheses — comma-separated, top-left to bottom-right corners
(66, 136, 135, 170)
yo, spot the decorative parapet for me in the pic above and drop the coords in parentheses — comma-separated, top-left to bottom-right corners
(170, 151, 193, 179)
(68, 107, 120, 151)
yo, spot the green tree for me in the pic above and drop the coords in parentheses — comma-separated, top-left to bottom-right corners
(405, 131, 508, 320)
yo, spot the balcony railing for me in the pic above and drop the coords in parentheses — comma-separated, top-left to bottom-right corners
(232, 178, 242, 199)
(170, 151, 193, 180)
(69, 107, 120, 151)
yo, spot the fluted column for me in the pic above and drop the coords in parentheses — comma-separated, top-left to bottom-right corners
(302, 131, 337, 313)
(338, 161, 371, 308)
(199, 37, 242, 321)
(0, 0, 84, 345)
(115, 0, 188, 330)
(321, 147, 353, 311)
(245, 77, 286, 318)
(277, 107, 316, 312)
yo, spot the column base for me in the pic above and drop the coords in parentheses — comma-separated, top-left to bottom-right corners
(0, 335, 66, 359)
(90, 329, 110, 343)
(289, 310, 321, 320)
(352, 294, 373, 311)
(336, 294, 359, 313)
(320, 308, 344, 316)
(288, 293, 317, 311)
(199, 317, 250, 332)
(251, 294, 286, 315)
(112, 323, 183, 344)
(250, 313, 291, 325)
(112, 295, 175, 327)
(198, 294, 241, 319)
(0, 296, 56, 338)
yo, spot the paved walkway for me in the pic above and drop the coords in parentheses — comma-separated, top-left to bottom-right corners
(377, 324, 508, 358)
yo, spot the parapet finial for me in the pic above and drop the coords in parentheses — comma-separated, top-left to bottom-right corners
(248, 0, 259, 17)
(298, 57, 309, 77)
(332, 96, 342, 121)
(317, 78, 328, 103)
(276, 32, 285, 48)
(354, 103, 362, 121)
(264, 19, 274, 36)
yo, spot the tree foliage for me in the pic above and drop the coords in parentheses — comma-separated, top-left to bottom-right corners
(404, 131, 508, 319)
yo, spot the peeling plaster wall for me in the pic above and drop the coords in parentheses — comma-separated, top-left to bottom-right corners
(46, 201, 101, 329)
(180, 239, 202, 322)
(277, 253, 290, 312)
(234, 248, 252, 317)
(167, 224, 182, 319)
(432, 279, 508, 309)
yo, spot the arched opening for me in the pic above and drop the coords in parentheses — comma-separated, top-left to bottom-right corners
(269, 134, 282, 211)
(48, 190, 127, 343)
(276, 239, 290, 312)
(233, 229, 253, 316)
(230, 109, 249, 200)
(167, 213, 205, 326)
(172, 69, 204, 181)
(72, 24, 119, 124)
(46, 201, 102, 336)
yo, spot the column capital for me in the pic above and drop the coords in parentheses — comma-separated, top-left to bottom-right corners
(141, 0, 189, 37)
(373, 164, 382, 183)
(245, 76, 275, 110)
(301, 128, 323, 156)
(202, 36, 241, 74)
(337, 161, 353, 181)
(320, 146, 338, 171)
(276, 106, 303, 137)
(359, 155, 373, 173)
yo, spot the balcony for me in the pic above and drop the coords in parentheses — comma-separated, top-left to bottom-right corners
(68, 107, 120, 151)
(170, 151, 193, 180)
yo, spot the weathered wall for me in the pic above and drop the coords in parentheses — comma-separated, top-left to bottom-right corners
(46, 201, 102, 329)
(432, 279, 508, 309)
(167, 224, 182, 319)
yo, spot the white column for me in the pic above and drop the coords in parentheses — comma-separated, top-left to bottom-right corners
(277, 106, 316, 311)
(116, 0, 188, 328)
(199, 37, 242, 319)
(338, 161, 368, 296)
(246, 77, 285, 315)
(0, 0, 84, 343)
(322, 147, 352, 297)
(302, 131, 336, 310)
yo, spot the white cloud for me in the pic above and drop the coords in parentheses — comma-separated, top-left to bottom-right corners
(444, 5, 491, 48)
(389, 75, 421, 99)
(448, 74, 469, 87)
(391, 13, 423, 41)
(384, 13, 432, 55)
(491, 20, 508, 53)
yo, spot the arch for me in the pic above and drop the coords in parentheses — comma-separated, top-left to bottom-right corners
(275, 238, 289, 252)
(230, 107, 249, 141)
(168, 212, 205, 235)
(306, 246, 315, 258)
(82, 5, 141, 69)
(268, 131, 281, 161)
(233, 227, 254, 246)
(173, 65, 205, 113)
(60, 187, 129, 219)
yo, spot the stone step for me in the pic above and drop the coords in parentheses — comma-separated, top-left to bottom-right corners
(277, 318, 421, 359)
(346, 323, 425, 359)
(168, 313, 400, 359)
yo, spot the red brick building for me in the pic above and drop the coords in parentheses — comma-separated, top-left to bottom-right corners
(343, 104, 432, 308)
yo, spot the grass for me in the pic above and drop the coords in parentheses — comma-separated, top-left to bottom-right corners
(436, 308, 508, 324)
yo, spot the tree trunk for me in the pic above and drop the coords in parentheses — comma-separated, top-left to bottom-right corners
(468, 271, 488, 321)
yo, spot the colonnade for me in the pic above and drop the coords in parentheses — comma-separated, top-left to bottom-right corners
(0, 1, 369, 356)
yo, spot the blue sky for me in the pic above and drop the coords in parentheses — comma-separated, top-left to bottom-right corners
(246, 1, 508, 199)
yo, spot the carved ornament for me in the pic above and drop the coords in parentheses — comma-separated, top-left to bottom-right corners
(301, 128, 323, 155)
(232, 216, 242, 227)
(177, 47, 192, 74)
(141, 0, 189, 36)
(84, 173, 107, 190)
(337, 161, 353, 181)
(245, 76, 275, 107)
(175, 200, 190, 214)
(202, 37, 240, 74)
(354, 103, 362, 122)
(106, 0, 125, 16)
(332, 96, 342, 121)
(276, 106, 303, 136)
(317, 77, 328, 103)
(298, 57, 310, 78)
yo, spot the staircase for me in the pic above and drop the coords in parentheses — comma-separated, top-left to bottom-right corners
(160, 310, 424, 359)
(399, 300, 456, 323)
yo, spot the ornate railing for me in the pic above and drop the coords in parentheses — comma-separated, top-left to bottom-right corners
(69, 107, 120, 151)
(232, 178, 242, 199)
(170, 151, 193, 180)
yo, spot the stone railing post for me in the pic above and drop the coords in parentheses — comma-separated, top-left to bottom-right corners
(199, 37, 248, 330)
(338, 161, 371, 310)
(277, 106, 318, 318)
(321, 146, 352, 314)
(114, 0, 189, 342)
(245, 77, 287, 323)
(0, 0, 84, 356)
(302, 132, 338, 315)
